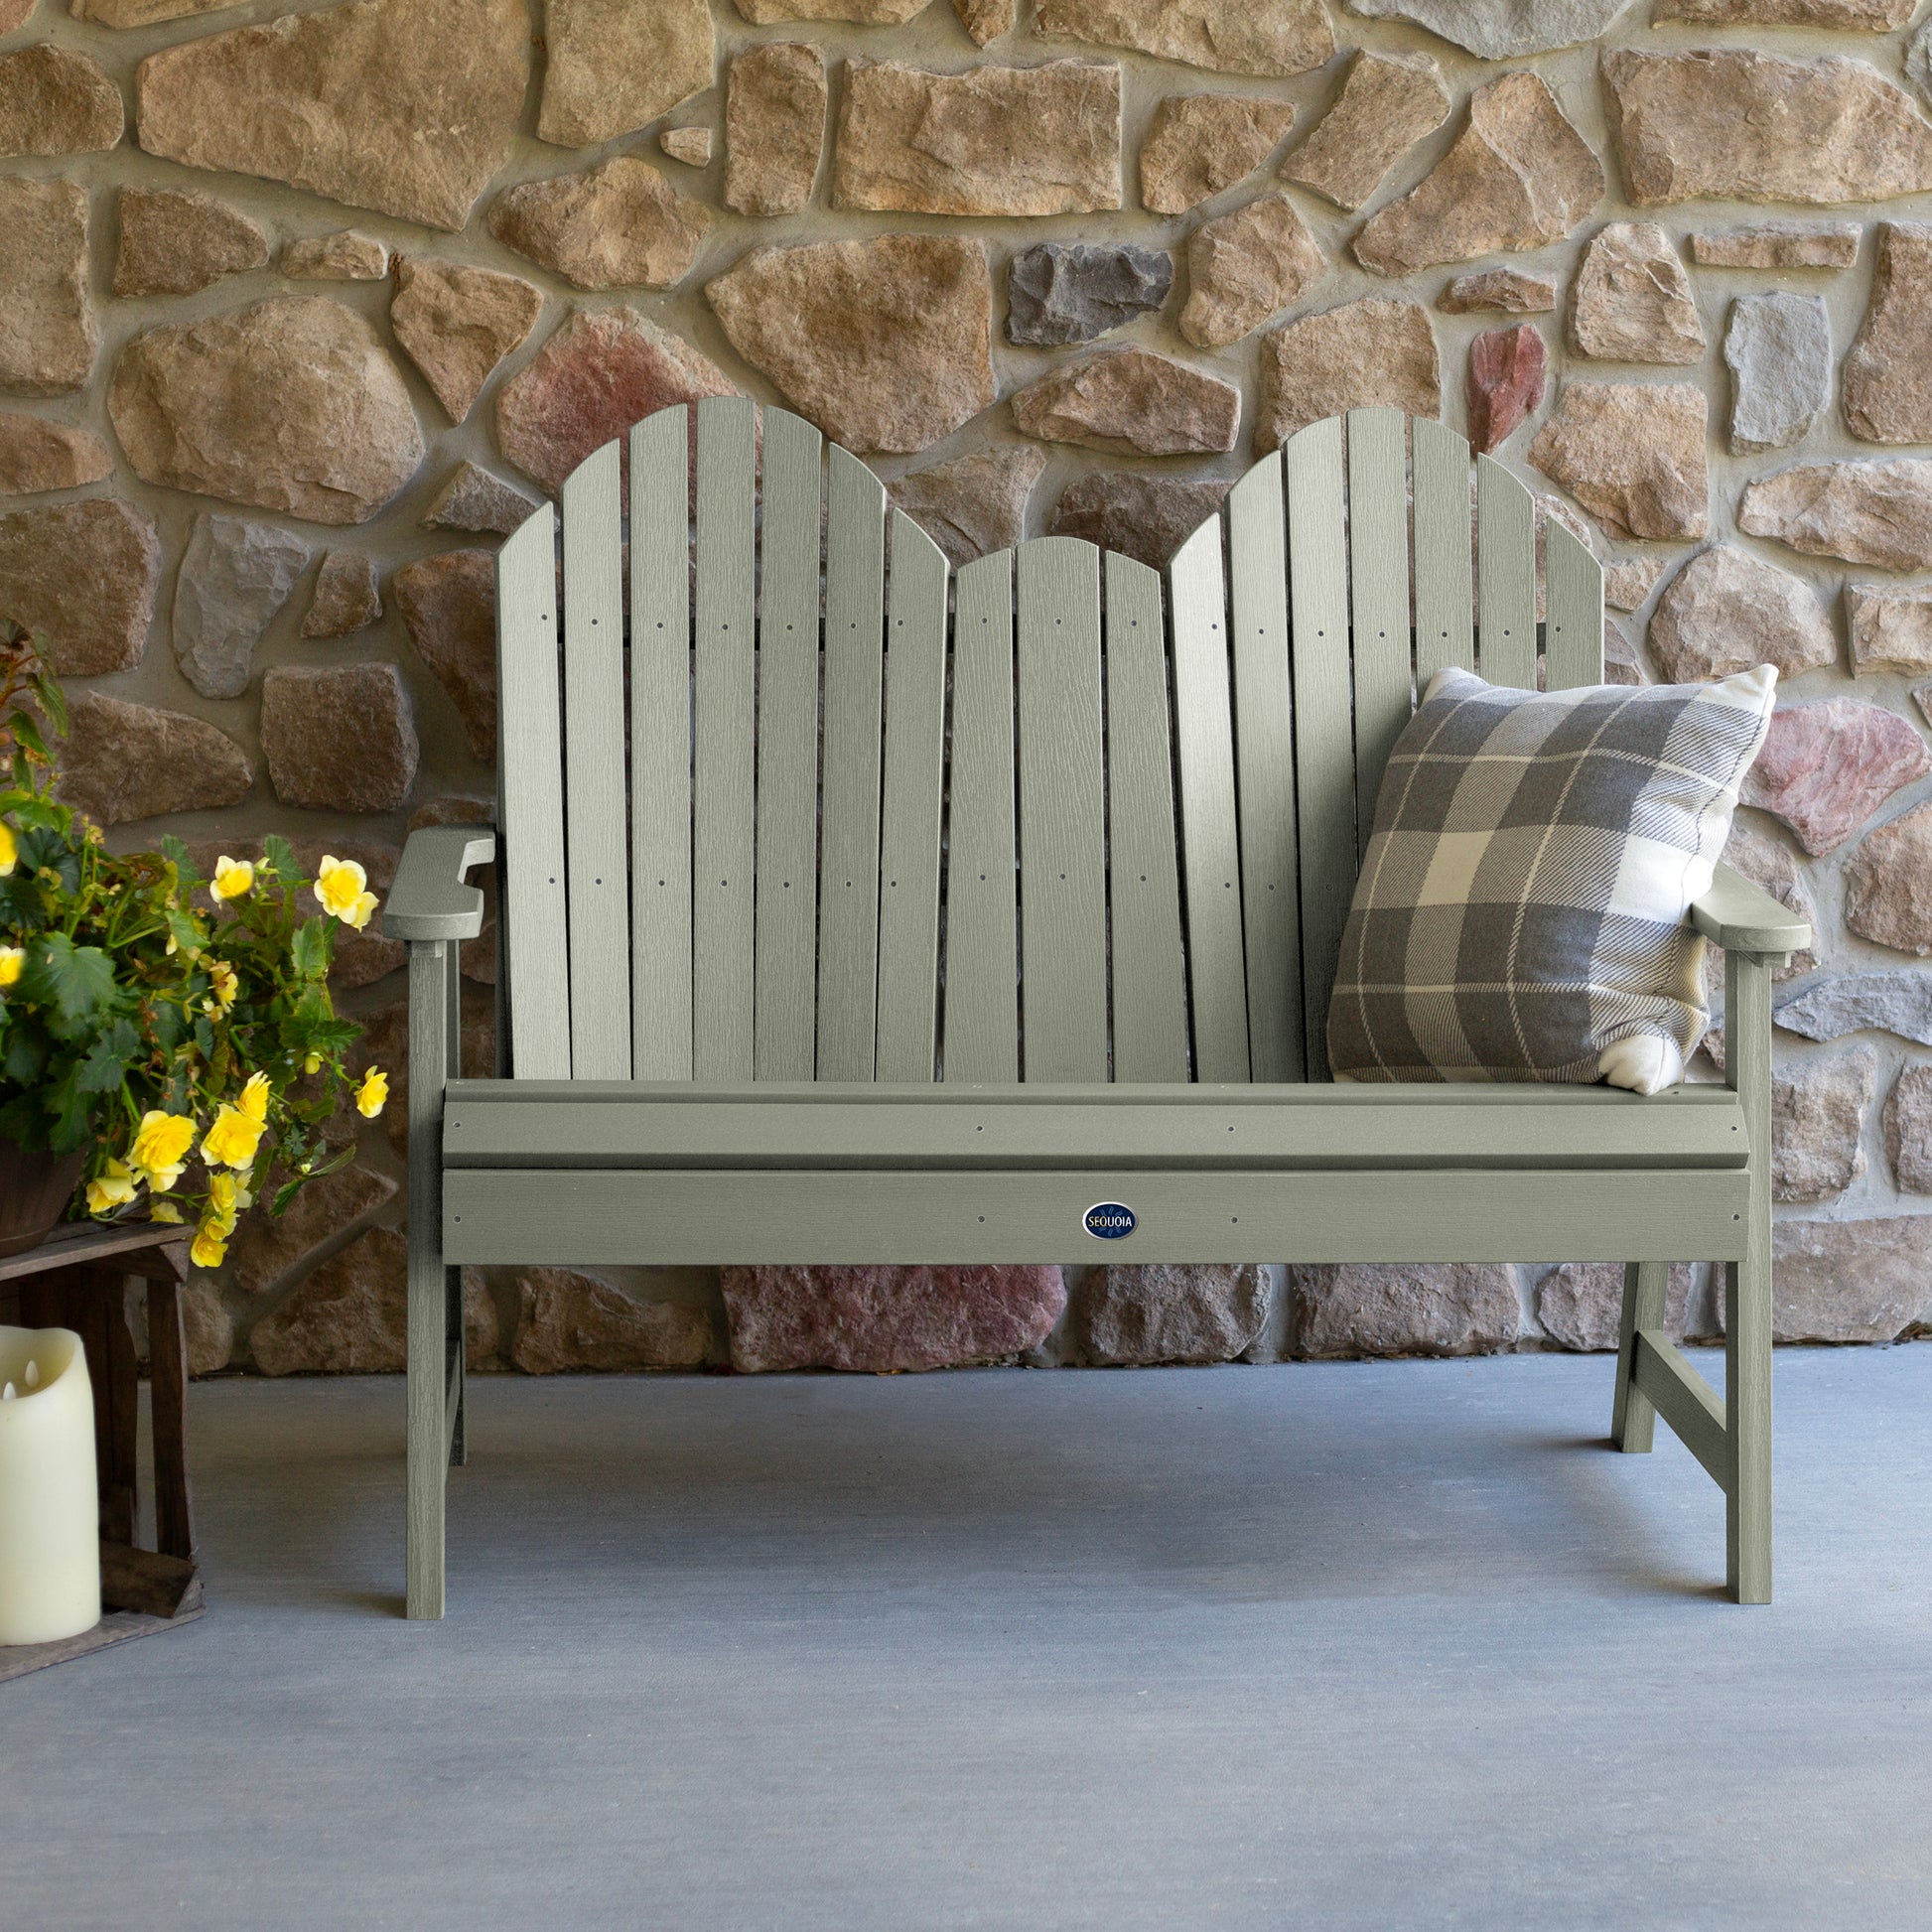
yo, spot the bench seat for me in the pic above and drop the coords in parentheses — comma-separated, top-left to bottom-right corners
(438, 1081, 1750, 1268)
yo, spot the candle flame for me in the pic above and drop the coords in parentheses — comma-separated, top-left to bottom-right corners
(1, 1383, 12, 1401)
(23, 1360, 36, 1389)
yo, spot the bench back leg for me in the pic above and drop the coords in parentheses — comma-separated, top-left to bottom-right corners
(406, 938, 455, 1621)
(1725, 953, 1775, 1605)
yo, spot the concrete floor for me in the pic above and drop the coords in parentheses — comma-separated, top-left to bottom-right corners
(5, 1349, 1931, 1932)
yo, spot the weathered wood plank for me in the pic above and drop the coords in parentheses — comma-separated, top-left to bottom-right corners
(560, 441, 630, 1078)
(1286, 417, 1355, 1081)
(1168, 514, 1250, 1082)
(875, 511, 949, 1082)
(627, 406, 694, 1081)
(1412, 416, 1474, 690)
(1542, 516, 1605, 692)
(446, 1167, 1752, 1268)
(1226, 452, 1303, 1083)
(692, 396, 758, 1081)
(495, 501, 571, 1079)
(1016, 536, 1107, 1083)
(1104, 552, 1188, 1084)
(1475, 454, 1537, 690)
(1346, 407, 1413, 857)
(944, 550, 1019, 1084)
(816, 446, 888, 1080)
(754, 407, 823, 1082)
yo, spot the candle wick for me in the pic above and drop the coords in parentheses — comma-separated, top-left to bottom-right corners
(23, 1360, 37, 1389)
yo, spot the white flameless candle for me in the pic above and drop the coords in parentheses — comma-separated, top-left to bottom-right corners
(0, 1325, 99, 1646)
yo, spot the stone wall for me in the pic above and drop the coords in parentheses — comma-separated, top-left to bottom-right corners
(2, 0, 1930, 1377)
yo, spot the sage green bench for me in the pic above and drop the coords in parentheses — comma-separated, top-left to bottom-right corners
(384, 402, 1807, 1619)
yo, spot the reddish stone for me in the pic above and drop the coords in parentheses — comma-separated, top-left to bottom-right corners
(720, 1265, 1065, 1373)
(495, 307, 738, 495)
(391, 549, 495, 763)
(1467, 322, 1545, 454)
(1740, 698, 1932, 855)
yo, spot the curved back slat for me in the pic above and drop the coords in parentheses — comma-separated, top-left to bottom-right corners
(944, 549, 1019, 1084)
(1016, 536, 1108, 1085)
(559, 439, 629, 1080)
(1346, 407, 1413, 865)
(1104, 552, 1188, 1085)
(1169, 513, 1251, 1083)
(753, 407, 824, 1082)
(692, 397, 759, 1082)
(1286, 416, 1353, 1082)
(875, 511, 949, 1083)
(1476, 454, 1538, 691)
(495, 500, 569, 1080)
(1413, 416, 1475, 688)
(493, 404, 1605, 1090)
(627, 408, 694, 1081)
(1227, 452, 1301, 1085)
(816, 445, 889, 1082)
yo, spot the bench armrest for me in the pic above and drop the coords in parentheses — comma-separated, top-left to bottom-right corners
(382, 825, 495, 941)
(1689, 861, 1810, 959)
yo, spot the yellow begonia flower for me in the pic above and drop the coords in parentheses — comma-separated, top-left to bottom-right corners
(202, 1103, 266, 1171)
(149, 1201, 184, 1225)
(237, 1069, 271, 1124)
(204, 960, 238, 1016)
(355, 1067, 389, 1119)
(210, 856, 254, 902)
(205, 1171, 241, 1230)
(130, 1111, 196, 1190)
(0, 819, 15, 877)
(304, 1051, 322, 1075)
(85, 1160, 139, 1216)
(0, 944, 23, 989)
(315, 856, 379, 931)
(189, 1225, 227, 1270)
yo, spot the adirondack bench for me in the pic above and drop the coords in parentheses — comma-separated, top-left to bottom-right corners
(384, 402, 1808, 1620)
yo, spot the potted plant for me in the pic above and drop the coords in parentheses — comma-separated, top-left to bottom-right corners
(0, 624, 387, 1261)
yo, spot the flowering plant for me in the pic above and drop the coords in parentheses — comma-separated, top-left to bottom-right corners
(0, 625, 386, 1267)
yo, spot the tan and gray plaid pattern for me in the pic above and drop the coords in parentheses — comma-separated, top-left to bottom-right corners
(1326, 664, 1776, 1094)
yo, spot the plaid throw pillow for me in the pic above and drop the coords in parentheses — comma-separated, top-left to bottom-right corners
(1326, 664, 1777, 1095)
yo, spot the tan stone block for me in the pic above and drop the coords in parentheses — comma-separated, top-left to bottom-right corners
(1280, 49, 1448, 212)
(55, 691, 252, 827)
(0, 498, 158, 675)
(261, 664, 419, 813)
(1035, 0, 1332, 78)
(0, 412, 111, 496)
(540, 0, 713, 148)
(1139, 92, 1297, 215)
(389, 258, 542, 427)
(114, 186, 266, 298)
(0, 45, 123, 157)
(724, 43, 826, 216)
(1012, 346, 1239, 458)
(1528, 381, 1708, 542)
(1256, 297, 1439, 453)
(0, 177, 94, 396)
(488, 158, 710, 292)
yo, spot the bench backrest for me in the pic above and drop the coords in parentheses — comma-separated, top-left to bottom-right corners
(492, 400, 1604, 1086)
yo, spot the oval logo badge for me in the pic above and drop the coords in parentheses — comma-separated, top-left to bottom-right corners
(1083, 1201, 1136, 1240)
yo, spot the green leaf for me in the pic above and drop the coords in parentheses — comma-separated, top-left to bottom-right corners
(161, 835, 204, 892)
(261, 833, 298, 883)
(6, 712, 47, 763)
(21, 932, 123, 1039)
(29, 673, 67, 741)
(2, 1022, 47, 1085)
(271, 1140, 356, 1215)
(74, 1016, 139, 1093)
(165, 909, 204, 958)
(290, 916, 332, 981)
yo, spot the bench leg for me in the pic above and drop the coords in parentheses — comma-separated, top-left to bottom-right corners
(405, 938, 452, 1621)
(1725, 951, 1775, 1606)
(1611, 1262, 1667, 1451)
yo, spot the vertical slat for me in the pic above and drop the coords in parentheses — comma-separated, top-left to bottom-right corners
(1347, 407, 1413, 855)
(1016, 536, 1106, 1083)
(1286, 416, 1355, 1083)
(1227, 452, 1303, 1084)
(1475, 454, 1537, 690)
(754, 408, 824, 1081)
(405, 939, 450, 1620)
(1413, 416, 1474, 691)
(560, 441, 630, 1079)
(443, 948, 465, 1468)
(875, 511, 949, 1082)
(1104, 552, 1188, 1084)
(495, 503, 570, 1079)
(628, 407, 694, 1080)
(1543, 518, 1605, 691)
(1726, 952, 1775, 1605)
(944, 550, 1019, 1083)
(1612, 1261, 1668, 1452)
(1168, 514, 1250, 1082)
(816, 445, 888, 1081)
(692, 397, 758, 1081)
